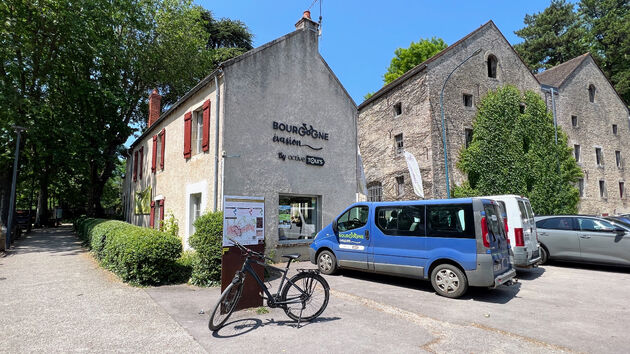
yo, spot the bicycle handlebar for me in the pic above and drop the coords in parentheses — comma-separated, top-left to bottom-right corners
(226, 237, 271, 262)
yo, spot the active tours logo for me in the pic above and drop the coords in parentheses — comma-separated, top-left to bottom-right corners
(278, 152, 325, 167)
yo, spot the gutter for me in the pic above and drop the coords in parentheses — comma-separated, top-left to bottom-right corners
(213, 70, 222, 211)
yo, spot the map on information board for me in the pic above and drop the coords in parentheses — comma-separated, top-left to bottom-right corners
(223, 196, 265, 246)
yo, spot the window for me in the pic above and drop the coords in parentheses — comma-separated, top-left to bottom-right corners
(156, 136, 162, 170)
(376, 205, 425, 236)
(616, 151, 622, 168)
(571, 115, 578, 128)
(487, 55, 497, 78)
(463, 94, 473, 107)
(578, 218, 615, 232)
(154, 201, 161, 229)
(537, 217, 575, 230)
(578, 178, 585, 197)
(588, 84, 596, 103)
(192, 110, 203, 155)
(613, 124, 618, 135)
(396, 176, 405, 197)
(426, 204, 474, 238)
(620, 182, 625, 199)
(189, 193, 202, 235)
(368, 183, 382, 202)
(465, 128, 473, 148)
(336, 205, 368, 232)
(483, 203, 506, 240)
(394, 133, 404, 154)
(574, 144, 580, 162)
(599, 180, 607, 199)
(393, 102, 402, 116)
(278, 195, 319, 241)
(595, 147, 603, 166)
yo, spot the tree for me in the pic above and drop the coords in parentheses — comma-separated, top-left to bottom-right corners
(384, 37, 447, 84)
(454, 86, 583, 215)
(514, 0, 588, 73)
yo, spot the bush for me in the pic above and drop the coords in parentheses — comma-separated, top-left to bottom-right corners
(167, 250, 195, 284)
(73, 217, 183, 286)
(188, 211, 223, 286)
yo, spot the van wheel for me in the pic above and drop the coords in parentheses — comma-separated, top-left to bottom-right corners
(539, 246, 549, 265)
(430, 264, 468, 298)
(317, 250, 337, 275)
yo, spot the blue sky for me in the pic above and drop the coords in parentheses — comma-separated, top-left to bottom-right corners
(197, 0, 561, 104)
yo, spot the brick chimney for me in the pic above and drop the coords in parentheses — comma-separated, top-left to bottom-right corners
(148, 89, 161, 128)
(295, 10, 319, 32)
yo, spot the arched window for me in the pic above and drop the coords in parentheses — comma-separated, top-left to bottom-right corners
(487, 55, 497, 78)
(588, 84, 596, 102)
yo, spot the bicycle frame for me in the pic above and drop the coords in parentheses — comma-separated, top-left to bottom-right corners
(235, 255, 308, 308)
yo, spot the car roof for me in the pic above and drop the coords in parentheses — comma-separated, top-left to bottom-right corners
(350, 197, 497, 208)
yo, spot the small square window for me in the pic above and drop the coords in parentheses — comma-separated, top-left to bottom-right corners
(463, 94, 473, 107)
(465, 129, 473, 148)
(595, 148, 603, 167)
(616, 151, 622, 168)
(574, 144, 580, 162)
(395, 133, 404, 154)
(599, 180, 606, 199)
(578, 178, 584, 197)
(571, 115, 578, 128)
(613, 124, 618, 135)
(396, 176, 405, 197)
(394, 102, 402, 116)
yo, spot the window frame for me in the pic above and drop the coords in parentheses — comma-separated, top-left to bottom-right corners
(616, 150, 622, 168)
(599, 180, 607, 199)
(574, 144, 581, 162)
(571, 115, 578, 128)
(588, 84, 596, 103)
(487, 55, 498, 78)
(336, 205, 369, 232)
(375, 205, 426, 237)
(595, 147, 603, 167)
(425, 203, 475, 239)
(367, 183, 382, 202)
(394, 133, 404, 154)
(395, 176, 405, 197)
(613, 124, 618, 135)
(393, 102, 402, 117)
(463, 93, 473, 107)
(193, 109, 203, 155)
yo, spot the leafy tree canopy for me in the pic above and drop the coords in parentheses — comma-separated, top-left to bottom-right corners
(454, 86, 583, 215)
(384, 37, 447, 85)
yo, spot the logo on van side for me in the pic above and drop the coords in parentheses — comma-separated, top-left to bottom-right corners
(339, 232, 364, 240)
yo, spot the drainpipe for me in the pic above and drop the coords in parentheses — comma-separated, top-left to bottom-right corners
(213, 69, 222, 211)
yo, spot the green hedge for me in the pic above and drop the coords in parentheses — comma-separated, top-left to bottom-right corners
(74, 217, 183, 286)
(188, 211, 223, 286)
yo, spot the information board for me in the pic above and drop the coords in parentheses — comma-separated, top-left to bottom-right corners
(222, 196, 265, 247)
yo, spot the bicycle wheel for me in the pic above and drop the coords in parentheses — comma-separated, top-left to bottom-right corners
(281, 272, 329, 322)
(208, 279, 243, 331)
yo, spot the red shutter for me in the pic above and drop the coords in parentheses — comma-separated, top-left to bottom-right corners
(202, 100, 210, 152)
(152, 135, 157, 173)
(159, 199, 165, 224)
(133, 151, 138, 182)
(150, 201, 155, 228)
(160, 129, 166, 170)
(184, 112, 192, 158)
(139, 146, 143, 179)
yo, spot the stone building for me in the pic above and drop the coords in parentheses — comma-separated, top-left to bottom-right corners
(122, 12, 358, 259)
(358, 21, 540, 202)
(537, 53, 630, 214)
(358, 21, 630, 215)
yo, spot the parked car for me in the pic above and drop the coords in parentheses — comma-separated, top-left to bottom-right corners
(309, 198, 516, 298)
(535, 215, 630, 267)
(481, 195, 541, 268)
(605, 215, 630, 226)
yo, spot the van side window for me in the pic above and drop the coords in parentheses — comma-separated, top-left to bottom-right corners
(337, 206, 369, 232)
(376, 205, 425, 236)
(539, 217, 574, 230)
(426, 204, 474, 238)
(517, 201, 530, 224)
(578, 218, 615, 232)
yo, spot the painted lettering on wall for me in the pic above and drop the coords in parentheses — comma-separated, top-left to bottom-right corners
(272, 122, 329, 141)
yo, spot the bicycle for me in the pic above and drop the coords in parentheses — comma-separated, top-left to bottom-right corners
(208, 238, 330, 331)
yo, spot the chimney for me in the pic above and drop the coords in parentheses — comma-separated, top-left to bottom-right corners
(295, 10, 319, 32)
(148, 89, 161, 128)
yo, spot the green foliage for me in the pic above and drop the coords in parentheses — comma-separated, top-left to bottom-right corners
(514, 0, 588, 72)
(384, 37, 447, 84)
(363, 92, 374, 101)
(160, 211, 180, 237)
(455, 86, 583, 215)
(74, 217, 183, 285)
(167, 250, 195, 284)
(188, 211, 223, 286)
(515, 0, 630, 105)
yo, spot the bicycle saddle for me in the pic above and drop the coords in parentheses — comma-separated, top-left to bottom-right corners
(282, 254, 300, 260)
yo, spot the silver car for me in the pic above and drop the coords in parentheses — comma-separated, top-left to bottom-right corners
(534, 215, 630, 267)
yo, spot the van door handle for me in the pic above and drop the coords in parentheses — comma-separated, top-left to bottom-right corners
(365, 230, 370, 240)
(580, 235, 591, 239)
(539, 232, 548, 236)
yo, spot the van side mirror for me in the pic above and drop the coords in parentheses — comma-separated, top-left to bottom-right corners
(332, 219, 338, 233)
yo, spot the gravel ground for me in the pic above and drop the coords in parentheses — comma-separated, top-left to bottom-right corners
(0, 226, 204, 353)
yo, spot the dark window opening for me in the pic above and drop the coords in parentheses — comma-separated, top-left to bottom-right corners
(463, 94, 473, 107)
(571, 115, 578, 127)
(578, 178, 584, 197)
(588, 84, 596, 103)
(599, 180, 606, 198)
(616, 151, 622, 168)
(613, 124, 618, 135)
(368, 183, 382, 202)
(396, 176, 405, 197)
(487, 55, 497, 78)
(394, 102, 402, 116)
(465, 128, 473, 148)
(574, 144, 580, 162)
(395, 133, 404, 154)
(620, 182, 625, 199)
(596, 148, 603, 166)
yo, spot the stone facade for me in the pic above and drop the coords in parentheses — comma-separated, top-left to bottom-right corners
(123, 15, 358, 259)
(539, 55, 630, 214)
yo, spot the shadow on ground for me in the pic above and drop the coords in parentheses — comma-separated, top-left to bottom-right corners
(211, 315, 341, 338)
(543, 260, 630, 274)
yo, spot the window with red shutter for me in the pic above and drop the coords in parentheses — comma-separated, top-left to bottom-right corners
(152, 135, 157, 173)
(184, 112, 192, 158)
(139, 146, 144, 179)
(202, 100, 210, 152)
(133, 151, 138, 182)
(150, 201, 155, 228)
(160, 129, 166, 170)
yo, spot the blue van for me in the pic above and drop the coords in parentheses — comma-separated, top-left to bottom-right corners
(309, 198, 516, 298)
